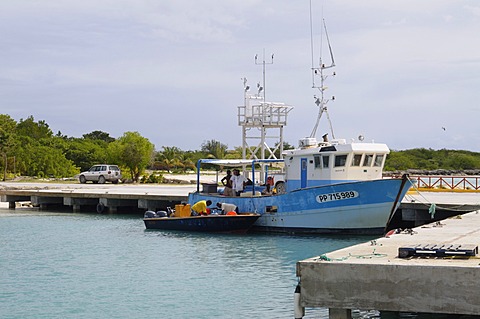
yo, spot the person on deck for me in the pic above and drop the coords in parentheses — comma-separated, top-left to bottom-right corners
(231, 169, 247, 196)
(221, 170, 234, 196)
(261, 183, 273, 195)
(191, 200, 212, 216)
(216, 202, 238, 214)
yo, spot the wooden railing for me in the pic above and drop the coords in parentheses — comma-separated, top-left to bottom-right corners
(410, 176, 480, 191)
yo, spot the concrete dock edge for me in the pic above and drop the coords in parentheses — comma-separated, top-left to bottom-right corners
(296, 210, 480, 318)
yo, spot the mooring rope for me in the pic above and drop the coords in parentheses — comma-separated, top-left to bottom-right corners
(316, 249, 388, 262)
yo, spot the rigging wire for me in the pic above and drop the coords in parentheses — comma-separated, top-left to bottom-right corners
(309, 0, 315, 87)
(323, 18, 335, 67)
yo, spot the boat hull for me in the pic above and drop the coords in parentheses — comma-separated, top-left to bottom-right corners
(188, 177, 411, 235)
(143, 214, 260, 233)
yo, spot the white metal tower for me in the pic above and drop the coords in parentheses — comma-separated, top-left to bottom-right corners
(237, 75, 293, 182)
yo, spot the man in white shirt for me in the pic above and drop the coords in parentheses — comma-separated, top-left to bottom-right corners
(216, 202, 238, 214)
(231, 169, 247, 196)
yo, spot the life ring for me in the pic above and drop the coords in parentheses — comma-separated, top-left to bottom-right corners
(96, 203, 105, 213)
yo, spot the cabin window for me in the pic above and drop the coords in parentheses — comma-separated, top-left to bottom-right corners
(374, 154, 384, 167)
(363, 154, 374, 167)
(334, 155, 347, 167)
(322, 155, 329, 168)
(314, 155, 321, 169)
(351, 154, 362, 166)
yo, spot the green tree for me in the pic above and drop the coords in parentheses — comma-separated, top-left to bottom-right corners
(15, 143, 79, 178)
(153, 147, 210, 172)
(64, 138, 109, 171)
(157, 146, 182, 171)
(83, 130, 115, 143)
(153, 146, 183, 172)
(273, 141, 294, 158)
(443, 152, 480, 170)
(385, 151, 416, 171)
(231, 146, 245, 159)
(385, 148, 480, 171)
(13, 116, 79, 178)
(108, 131, 154, 182)
(16, 116, 53, 140)
(159, 146, 182, 160)
(0, 114, 18, 180)
(201, 139, 228, 159)
(179, 151, 197, 172)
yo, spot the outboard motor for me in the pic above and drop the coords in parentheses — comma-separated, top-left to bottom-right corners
(144, 211, 156, 218)
(155, 211, 167, 218)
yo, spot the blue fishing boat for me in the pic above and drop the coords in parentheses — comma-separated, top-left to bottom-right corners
(189, 158, 410, 235)
(187, 20, 412, 235)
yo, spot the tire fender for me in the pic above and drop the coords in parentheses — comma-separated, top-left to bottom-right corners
(96, 203, 105, 213)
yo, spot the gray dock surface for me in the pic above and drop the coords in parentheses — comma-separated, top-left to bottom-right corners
(0, 182, 197, 212)
(296, 209, 480, 318)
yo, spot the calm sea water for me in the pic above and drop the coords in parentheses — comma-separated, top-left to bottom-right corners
(0, 208, 477, 319)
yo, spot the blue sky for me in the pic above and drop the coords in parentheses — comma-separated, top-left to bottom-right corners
(1, 0, 480, 151)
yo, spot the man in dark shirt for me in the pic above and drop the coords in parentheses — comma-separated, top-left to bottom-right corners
(221, 170, 234, 196)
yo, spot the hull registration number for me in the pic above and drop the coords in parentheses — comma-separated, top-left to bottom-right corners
(316, 190, 359, 203)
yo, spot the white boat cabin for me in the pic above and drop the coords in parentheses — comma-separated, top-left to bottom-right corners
(282, 137, 389, 191)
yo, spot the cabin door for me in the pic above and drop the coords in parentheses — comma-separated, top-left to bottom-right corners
(300, 158, 307, 188)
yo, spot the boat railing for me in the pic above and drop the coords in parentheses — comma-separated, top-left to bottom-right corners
(409, 175, 480, 191)
(237, 102, 293, 127)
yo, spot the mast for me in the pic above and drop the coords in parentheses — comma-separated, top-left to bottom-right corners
(255, 50, 274, 162)
(309, 14, 336, 140)
(255, 49, 274, 103)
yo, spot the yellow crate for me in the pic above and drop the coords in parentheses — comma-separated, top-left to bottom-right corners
(175, 204, 191, 217)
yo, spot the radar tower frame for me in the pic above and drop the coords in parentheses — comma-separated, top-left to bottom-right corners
(237, 51, 293, 182)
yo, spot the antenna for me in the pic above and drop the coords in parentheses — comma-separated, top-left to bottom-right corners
(255, 49, 274, 101)
(323, 19, 335, 68)
(241, 77, 250, 107)
(309, 0, 315, 87)
(309, 11, 336, 139)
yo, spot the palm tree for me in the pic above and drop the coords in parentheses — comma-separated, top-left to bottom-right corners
(156, 146, 183, 172)
(201, 139, 228, 159)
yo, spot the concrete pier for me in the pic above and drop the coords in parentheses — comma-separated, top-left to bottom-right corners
(0, 184, 194, 213)
(399, 191, 480, 227)
(296, 210, 480, 318)
(63, 197, 99, 212)
(1, 183, 479, 221)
